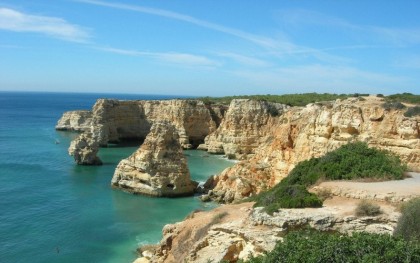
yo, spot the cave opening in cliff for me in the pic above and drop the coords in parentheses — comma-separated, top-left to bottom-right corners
(107, 137, 145, 148)
(189, 138, 205, 149)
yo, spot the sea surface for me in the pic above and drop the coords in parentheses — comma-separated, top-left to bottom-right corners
(0, 92, 233, 263)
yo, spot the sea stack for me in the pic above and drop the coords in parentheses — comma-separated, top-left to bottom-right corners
(68, 132, 102, 165)
(111, 121, 197, 197)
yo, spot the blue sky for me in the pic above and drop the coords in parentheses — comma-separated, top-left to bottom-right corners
(0, 0, 419, 96)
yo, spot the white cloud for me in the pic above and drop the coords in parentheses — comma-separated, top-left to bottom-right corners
(99, 47, 220, 67)
(75, 0, 292, 51)
(0, 8, 90, 42)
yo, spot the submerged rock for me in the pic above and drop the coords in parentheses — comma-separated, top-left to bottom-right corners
(111, 122, 197, 197)
(68, 132, 102, 165)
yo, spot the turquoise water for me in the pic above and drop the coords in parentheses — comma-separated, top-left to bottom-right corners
(0, 92, 232, 263)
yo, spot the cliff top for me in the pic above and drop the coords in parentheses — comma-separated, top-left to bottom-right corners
(196, 92, 420, 107)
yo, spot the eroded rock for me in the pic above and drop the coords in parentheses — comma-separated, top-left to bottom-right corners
(111, 122, 196, 197)
(68, 132, 102, 165)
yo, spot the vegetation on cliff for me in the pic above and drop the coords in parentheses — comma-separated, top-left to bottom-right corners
(197, 93, 367, 106)
(395, 197, 420, 242)
(242, 230, 420, 263)
(251, 142, 406, 213)
(385, 92, 420, 105)
(198, 92, 420, 107)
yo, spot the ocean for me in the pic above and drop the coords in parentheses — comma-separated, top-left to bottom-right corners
(0, 92, 233, 263)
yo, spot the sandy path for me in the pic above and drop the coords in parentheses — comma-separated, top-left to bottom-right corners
(312, 172, 420, 204)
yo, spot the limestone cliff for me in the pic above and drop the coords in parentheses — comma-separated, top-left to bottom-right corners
(90, 99, 219, 148)
(68, 132, 102, 165)
(204, 97, 420, 203)
(111, 122, 196, 197)
(61, 99, 222, 165)
(198, 99, 289, 159)
(55, 110, 92, 131)
(137, 200, 400, 263)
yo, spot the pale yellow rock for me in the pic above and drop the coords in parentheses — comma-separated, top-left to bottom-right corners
(202, 99, 289, 159)
(56, 110, 92, 131)
(207, 97, 420, 202)
(63, 99, 223, 165)
(111, 122, 196, 197)
(68, 132, 102, 165)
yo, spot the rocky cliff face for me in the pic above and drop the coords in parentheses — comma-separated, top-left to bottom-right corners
(68, 132, 102, 165)
(62, 99, 223, 165)
(55, 110, 92, 131)
(137, 200, 400, 263)
(90, 99, 219, 148)
(198, 99, 289, 159)
(111, 122, 196, 197)
(204, 97, 420, 203)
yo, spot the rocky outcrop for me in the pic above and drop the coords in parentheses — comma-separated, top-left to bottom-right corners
(55, 110, 92, 131)
(137, 200, 400, 263)
(68, 132, 102, 165)
(90, 99, 220, 148)
(198, 99, 289, 159)
(205, 97, 420, 203)
(111, 122, 196, 197)
(61, 99, 223, 165)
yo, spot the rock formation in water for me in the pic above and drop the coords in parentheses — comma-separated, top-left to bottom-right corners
(68, 132, 102, 165)
(111, 122, 197, 197)
(58, 99, 223, 165)
(58, 96, 419, 189)
(90, 99, 220, 148)
(203, 97, 419, 203)
(56, 110, 92, 131)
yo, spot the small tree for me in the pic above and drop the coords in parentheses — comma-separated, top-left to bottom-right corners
(394, 197, 420, 242)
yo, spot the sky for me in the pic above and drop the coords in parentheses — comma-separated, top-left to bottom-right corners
(0, 0, 419, 96)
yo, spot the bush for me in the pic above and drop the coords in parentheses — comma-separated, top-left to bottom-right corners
(250, 142, 406, 212)
(252, 185, 322, 214)
(355, 200, 382, 216)
(394, 197, 420, 242)
(243, 230, 420, 263)
(197, 93, 365, 107)
(404, 106, 420, 117)
(382, 101, 406, 110)
(386, 93, 420, 104)
(284, 142, 405, 185)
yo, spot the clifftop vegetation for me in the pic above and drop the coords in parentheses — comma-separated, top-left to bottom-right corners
(242, 230, 420, 263)
(196, 93, 367, 106)
(195, 92, 420, 107)
(250, 142, 407, 213)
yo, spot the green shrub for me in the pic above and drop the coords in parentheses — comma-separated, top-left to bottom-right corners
(250, 142, 406, 212)
(355, 200, 382, 216)
(404, 106, 420, 117)
(242, 230, 420, 263)
(377, 94, 384, 97)
(252, 185, 322, 214)
(394, 197, 420, 242)
(382, 101, 406, 110)
(283, 142, 405, 185)
(386, 93, 420, 104)
(197, 93, 365, 107)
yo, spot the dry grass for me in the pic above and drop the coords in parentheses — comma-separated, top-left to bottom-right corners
(355, 200, 382, 217)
